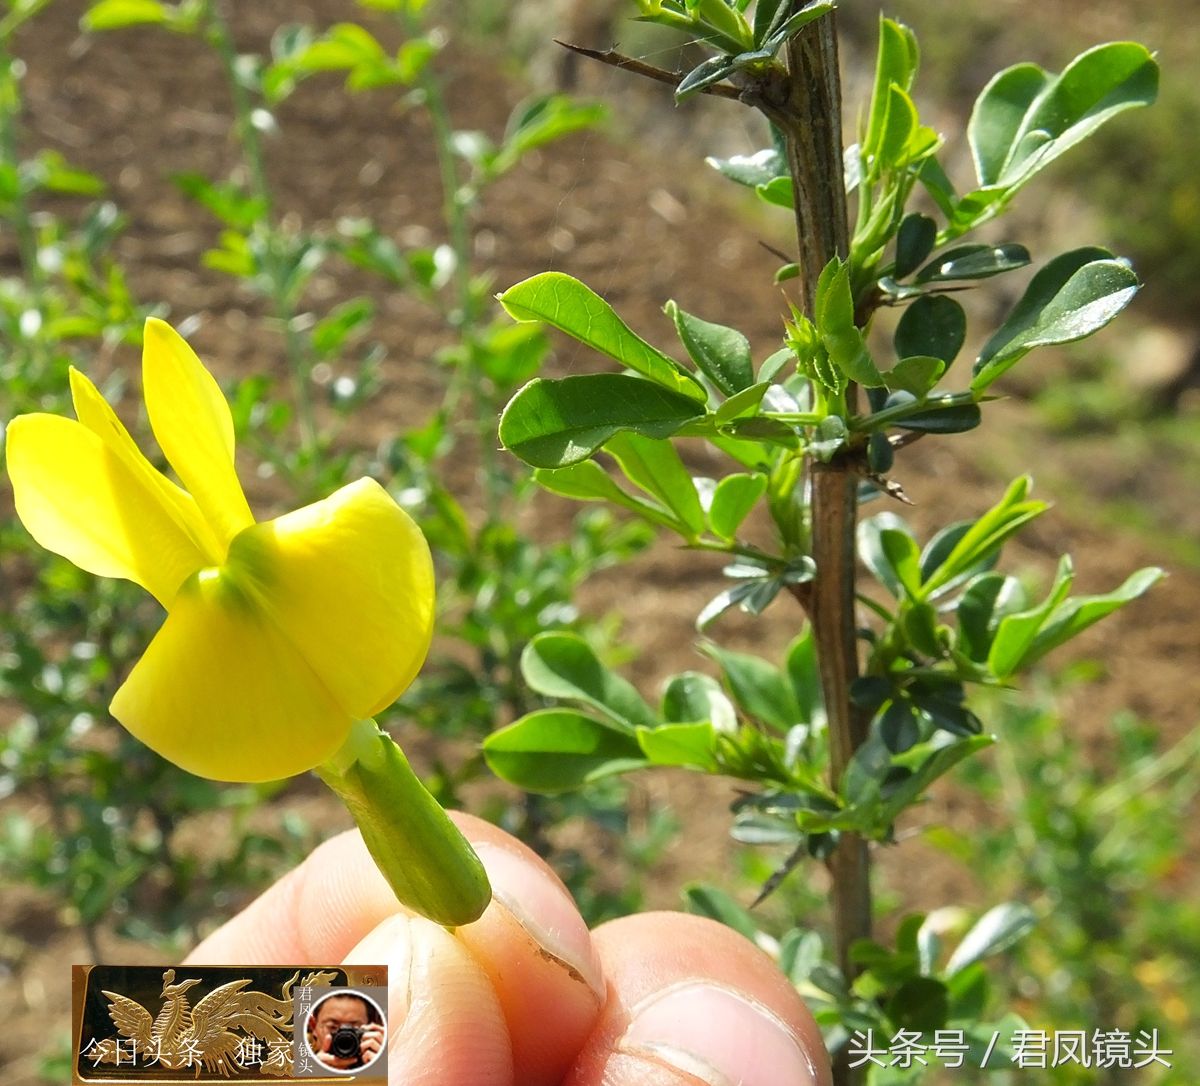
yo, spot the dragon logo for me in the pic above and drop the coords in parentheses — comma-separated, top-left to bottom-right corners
(84, 967, 338, 1077)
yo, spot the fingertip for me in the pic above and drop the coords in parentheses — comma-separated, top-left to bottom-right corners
(565, 912, 832, 1086)
(449, 814, 605, 1086)
(344, 912, 513, 1086)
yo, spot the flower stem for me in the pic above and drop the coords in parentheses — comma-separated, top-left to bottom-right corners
(315, 719, 491, 928)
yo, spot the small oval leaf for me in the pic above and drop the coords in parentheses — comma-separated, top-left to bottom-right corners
(483, 710, 647, 793)
(894, 295, 967, 366)
(499, 374, 705, 468)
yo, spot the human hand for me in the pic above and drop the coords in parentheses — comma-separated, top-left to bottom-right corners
(189, 813, 831, 1086)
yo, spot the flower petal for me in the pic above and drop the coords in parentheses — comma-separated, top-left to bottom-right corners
(110, 568, 353, 781)
(5, 413, 207, 606)
(69, 366, 224, 564)
(228, 478, 435, 719)
(141, 318, 253, 550)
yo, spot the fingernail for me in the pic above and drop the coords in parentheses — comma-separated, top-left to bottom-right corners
(619, 982, 821, 1086)
(471, 841, 605, 999)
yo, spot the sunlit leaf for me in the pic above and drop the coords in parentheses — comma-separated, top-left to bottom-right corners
(483, 710, 646, 793)
(666, 301, 754, 396)
(499, 374, 704, 468)
(498, 272, 706, 401)
(973, 250, 1139, 392)
(520, 632, 657, 731)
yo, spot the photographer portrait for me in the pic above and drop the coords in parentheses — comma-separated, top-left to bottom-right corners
(306, 990, 386, 1073)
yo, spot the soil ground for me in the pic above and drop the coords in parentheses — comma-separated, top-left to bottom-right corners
(1, 2, 1197, 1080)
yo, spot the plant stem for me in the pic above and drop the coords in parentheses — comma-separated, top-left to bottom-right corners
(771, 13, 871, 1085)
(204, 1, 318, 458)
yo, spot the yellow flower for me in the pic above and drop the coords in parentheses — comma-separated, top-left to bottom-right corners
(5, 318, 435, 783)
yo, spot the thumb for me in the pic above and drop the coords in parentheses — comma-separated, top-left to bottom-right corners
(343, 911, 512, 1086)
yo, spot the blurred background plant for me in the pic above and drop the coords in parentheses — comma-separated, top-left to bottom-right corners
(1, 2, 657, 1067)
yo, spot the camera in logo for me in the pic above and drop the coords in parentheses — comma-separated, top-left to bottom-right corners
(305, 989, 387, 1075)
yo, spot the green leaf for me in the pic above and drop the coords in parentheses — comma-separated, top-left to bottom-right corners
(494, 96, 607, 173)
(921, 476, 1046, 597)
(520, 632, 657, 731)
(33, 152, 106, 197)
(916, 690, 981, 738)
(880, 700, 920, 754)
(713, 382, 770, 424)
(752, 0, 791, 49)
(876, 735, 995, 827)
(858, 513, 912, 598)
(498, 273, 705, 401)
(83, 0, 168, 29)
(605, 432, 705, 537)
(970, 43, 1158, 190)
(957, 573, 1024, 662)
(292, 23, 400, 91)
(1023, 566, 1164, 669)
(173, 172, 267, 231)
(877, 85, 919, 173)
(915, 243, 1030, 284)
(474, 321, 548, 389)
(785, 628, 825, 730)
(483, 710, 646, 793)
(816, 258, 885, 387)
(919, 521, 997, 594)
(758, 347, 793, 383)
(396, 37, 438, 83)
(887, 977, 950, 1033)
(722, 415, 800, 448)
(894, 295, 966, 367)
(665, 301, 754, 396)
(311, 298, 374, 356)
(972, 251, 1139, 393)
(863, 17, 919, 166)
(988, 556, 1075, 679)
(756, 176, 794, 208)
(707, 147, 787, 188)
(893, 400, 981, 434)
(968, 62, 1049, 188)
(534, 461, 682, 530)
(884, 355, 945, 397)
(761, 1, 835, 54)
(708, 472, 767, 540)
(945, 903, 1037, 975)
(701, 643, 800, 732)
(867, 431, 894, 474)
(809, 415, 847, 462)
(917, 155, 958, 219)
(684, 884, 761, 942)
(499, 374, 705, 468)
(902, 601, 943, 657)
(881, 529, 923, 598)
(638, 722, 718, 769)
(662, 671, 737, 732)
(676, 55, 739, 101)
(893, 213, 936, 279)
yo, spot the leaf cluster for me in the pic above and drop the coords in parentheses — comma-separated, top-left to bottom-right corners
(490, 8, 1163, 906)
